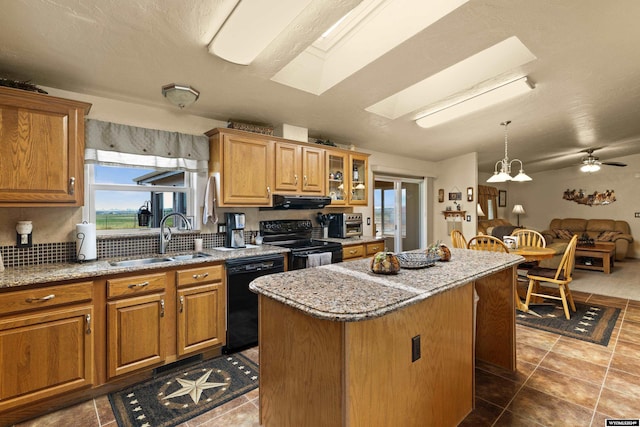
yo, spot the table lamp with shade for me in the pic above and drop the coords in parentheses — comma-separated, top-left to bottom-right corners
(512, 204, 525, 226)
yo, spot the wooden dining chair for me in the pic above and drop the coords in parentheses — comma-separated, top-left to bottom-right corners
(467, 235, 509, 253)
(511, 229, 546, 248)
(450, 229, 467, 249)
(525, 235, 579, 319)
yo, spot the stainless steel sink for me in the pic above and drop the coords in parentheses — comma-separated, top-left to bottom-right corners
(169, 252, 211, 261)
(109, 257, 173, 267)
(109, 252, 212, 267)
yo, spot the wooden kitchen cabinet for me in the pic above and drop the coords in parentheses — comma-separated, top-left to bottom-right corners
(326, 150, 347, 205)
(207, 128, 274, 206)
(365, 241, 385, 256)
(0, 86, 91, 206)
(0, 281, 94, 412)
(327, 150, 370, 206)
(348, 153, 368, 206)
(176, 265, 225, 356)
(274, 141, 325, 194)
(106, 273, 167, 378)
(342, 243, 365, 260)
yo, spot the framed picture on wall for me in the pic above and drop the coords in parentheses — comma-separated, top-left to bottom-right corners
(438, 189, 444, 203)
(498, 190, 507, 207)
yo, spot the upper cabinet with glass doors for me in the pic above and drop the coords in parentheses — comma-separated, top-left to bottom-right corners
(326, 150, 369, 206)
(349, 153, 368, 205)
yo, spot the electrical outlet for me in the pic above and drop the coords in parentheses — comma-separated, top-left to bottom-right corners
(367, 217, 371, 225)
(411, 335, 421, 362)
(635, 212, 640, 218)
(218, 223, 226, 233)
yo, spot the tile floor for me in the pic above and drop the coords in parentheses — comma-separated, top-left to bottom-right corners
(13, 263, 640, 427)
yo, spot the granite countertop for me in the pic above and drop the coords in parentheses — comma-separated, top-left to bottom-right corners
(249, 248, 523, 322)
(320, 235, 385, 245)
(0, 238, 385, 290)
(0, 245, 288, 290)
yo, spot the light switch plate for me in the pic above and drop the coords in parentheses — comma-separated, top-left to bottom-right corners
(635, 212, 640, 218)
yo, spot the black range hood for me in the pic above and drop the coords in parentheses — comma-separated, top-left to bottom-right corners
(269, 194, 332, 210)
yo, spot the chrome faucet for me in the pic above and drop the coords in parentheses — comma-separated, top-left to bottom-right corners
(159, 212, 191, 254)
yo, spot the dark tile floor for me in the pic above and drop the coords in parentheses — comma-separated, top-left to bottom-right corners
(13, 294, 640, 427)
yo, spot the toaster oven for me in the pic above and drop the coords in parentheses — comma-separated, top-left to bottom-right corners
(328, 213, 363, 238)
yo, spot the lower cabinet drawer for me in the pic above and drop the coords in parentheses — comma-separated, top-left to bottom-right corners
(343, 244, 365, 260)
(366, 241, 385, 256)
(107, 273, 166, 299)
(0, 281, 93, 316)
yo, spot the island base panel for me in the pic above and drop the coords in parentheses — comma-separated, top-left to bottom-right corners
(475, 267, 517, 371)
(259, 281, 474, 427)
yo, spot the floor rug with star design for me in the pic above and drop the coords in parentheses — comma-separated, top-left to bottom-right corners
(516, 301, 620, 346)
(108, 353, 259, 427)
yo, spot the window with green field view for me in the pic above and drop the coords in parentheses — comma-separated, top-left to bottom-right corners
(86, 164, 194, 231)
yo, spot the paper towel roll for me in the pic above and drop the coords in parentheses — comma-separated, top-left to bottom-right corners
(76, 222, 97, 262)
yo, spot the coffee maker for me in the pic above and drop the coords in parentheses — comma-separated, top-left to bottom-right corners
(225, 213, 246, 248)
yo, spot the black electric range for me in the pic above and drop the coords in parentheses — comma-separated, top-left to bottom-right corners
(259, 220, 343, 269)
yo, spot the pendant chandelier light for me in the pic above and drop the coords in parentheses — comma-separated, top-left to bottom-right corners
(487, 120, 532, 183)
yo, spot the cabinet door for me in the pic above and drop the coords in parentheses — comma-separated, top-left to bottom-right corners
(0, 87, 91, 206)
(274, 142, 300, 192)
(0, 306, 93, 411)
(177, 283, 225, 356)
(107, 293, 166, 378)
(348, 153, 368, 205)
(326, 150, 347, 205)
(221, 133, 274, 205)
(301, 146, 325, 193)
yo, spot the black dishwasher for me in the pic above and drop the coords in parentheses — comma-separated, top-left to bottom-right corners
(224, 253, 285, 353)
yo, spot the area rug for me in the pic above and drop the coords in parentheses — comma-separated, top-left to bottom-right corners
(109, 353, 259, 427)
(516, 301, 620, 346)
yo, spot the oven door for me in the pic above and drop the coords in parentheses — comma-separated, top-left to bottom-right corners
(289, 247, 343, 270)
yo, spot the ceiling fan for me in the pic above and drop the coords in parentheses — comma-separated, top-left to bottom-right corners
(579, 148, 627, 172)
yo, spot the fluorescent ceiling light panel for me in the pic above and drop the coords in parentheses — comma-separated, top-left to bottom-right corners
(272, 0, 469, 95)
(208, 0, 313, 65)
(415, 77, 534, 128)
(366, 36, 536, 119)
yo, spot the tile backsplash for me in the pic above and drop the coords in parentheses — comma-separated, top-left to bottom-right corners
(0, 231, 228, 268)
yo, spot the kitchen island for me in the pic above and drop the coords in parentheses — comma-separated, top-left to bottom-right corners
(250, 249, 522, 427)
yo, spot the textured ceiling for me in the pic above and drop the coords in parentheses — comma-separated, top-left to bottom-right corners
(1, 0, 640, 175)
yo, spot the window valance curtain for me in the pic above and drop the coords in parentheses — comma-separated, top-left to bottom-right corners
(85, 119, 209, 172)
(478, 185, 498, 220)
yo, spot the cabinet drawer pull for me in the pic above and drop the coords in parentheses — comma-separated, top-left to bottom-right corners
(294, 174, 298, 185)
(160, 299, 165, 317)
(179, 296, 184, 313)
(303, 175, 307, 186)
(86, 314, 92, 334)
(127, 281, 149, 289)
(192, 272, 209, 280)
(26, 294, 55, 303)
(267, 186, 271, 196)
(69, 177, 75, 195)
(349, 250, 357, 254)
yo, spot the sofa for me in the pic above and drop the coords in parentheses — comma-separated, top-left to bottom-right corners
(541, 218, 633, 261)
(478, 218, 520, 236)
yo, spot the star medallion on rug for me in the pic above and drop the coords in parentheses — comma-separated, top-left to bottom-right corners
(516, 301, 620, 346)
(109, 353, 258, 427)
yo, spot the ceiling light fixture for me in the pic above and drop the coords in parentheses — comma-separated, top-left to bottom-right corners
(486, 120, 532, 183)
(415, 77, 534, 128)
(161, 84, 200, 109)
(208, 0, 312, 65)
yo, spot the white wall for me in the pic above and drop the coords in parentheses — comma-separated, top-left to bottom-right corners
(490, 153, 640, 259)
(433, 152, 478, 244)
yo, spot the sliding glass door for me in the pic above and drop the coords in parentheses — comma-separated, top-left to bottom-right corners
(373, 176, 423, 253)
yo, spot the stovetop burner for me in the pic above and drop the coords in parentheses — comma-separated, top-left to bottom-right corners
(259, 220, 342, 252)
